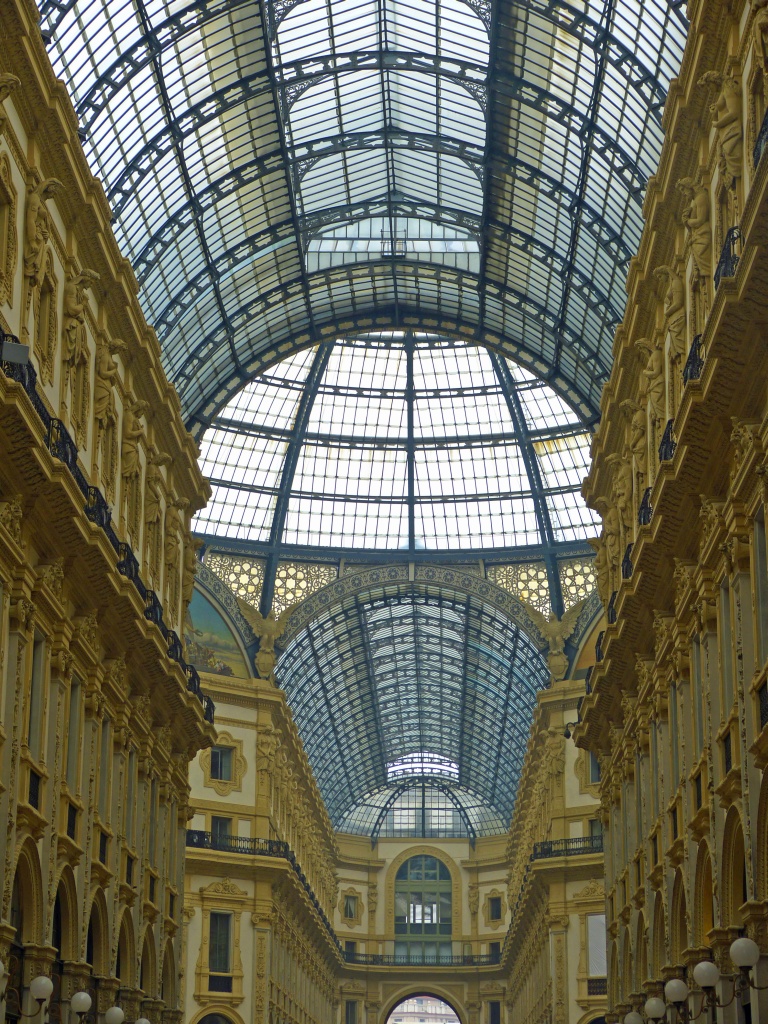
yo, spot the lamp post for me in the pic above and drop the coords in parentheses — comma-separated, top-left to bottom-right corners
(622, 937, 766, 1022)
(0, 965, 129, 1024)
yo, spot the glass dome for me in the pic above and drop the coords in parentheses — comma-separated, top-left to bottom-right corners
(193, 330, 599, 554)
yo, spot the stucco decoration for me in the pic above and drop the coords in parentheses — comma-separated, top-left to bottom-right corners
(199, 731, 247, 797)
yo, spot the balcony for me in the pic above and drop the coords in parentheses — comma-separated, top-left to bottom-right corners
(186, 829, 288, 857)
(343, 951, 501, 967)
(531, 834, 604, 860)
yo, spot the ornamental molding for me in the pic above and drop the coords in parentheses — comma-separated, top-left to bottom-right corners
(280, 564, 549, 647)
(338, 887, 364, 928)
(574, 750, 601, 799)
(199, 730, 247, 797)
(572, 878, 605, 901)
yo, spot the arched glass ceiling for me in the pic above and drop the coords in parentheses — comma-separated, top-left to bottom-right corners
(42, 0, 686, 430)
(275, 583, 549, 834)
(191, 331, 600, 559)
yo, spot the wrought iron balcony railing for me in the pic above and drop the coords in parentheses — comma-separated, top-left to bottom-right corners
(714, 226, 741, 289)
(658, 419, 676, 462)
(343, 952, 501, 967)
(1, 334, 215, 725)
(186, 830, 289, 857)
(622, 540, 634, 581)
(683, 334, 704, 384)
(532, 834, 604, 860)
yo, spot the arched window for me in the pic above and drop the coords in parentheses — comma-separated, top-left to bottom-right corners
(394, 856, 452, 963)
(199, 1016, 234, 1024)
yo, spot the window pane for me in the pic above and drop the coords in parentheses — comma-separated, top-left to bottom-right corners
(209, 913, 231, 974)
(211, 747, 233, 781)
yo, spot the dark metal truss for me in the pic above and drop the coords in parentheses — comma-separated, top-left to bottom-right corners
(368, 778, 479, 845)
(199, 331, 590, 607)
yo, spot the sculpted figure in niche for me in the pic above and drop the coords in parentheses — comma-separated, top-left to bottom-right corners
(754, 0, 768, 75)
(588, 536, 610, 604)
(94, 337, 126, 431)
(621, 398, 648, 489)
(144, 448, 172, 576)
(524, 599, 586, 680)
(653, 266, 686, 362)
(164, 498, 188, 575)
(121, 399, 147, 481)
(636, 337, 665, 433)
(63, 271, 99, 381)
(607, 449, 634, 536)
(699, 71, 743, 182)
(23, 177, 62, 328)
(676, 178, 712, 279)
(182, 535, 204, 608)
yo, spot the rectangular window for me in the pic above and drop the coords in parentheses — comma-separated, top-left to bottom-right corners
(211, 816, 232, 844)
(345, 1002, 358, 1024)
(98, 718, 111, 818)
(488, 896, 502, 921)
(692, 636, 704, 751)
(755, 513, 768, 663)
(344, 894, 358, 919)
(210, 746, 234, 781)
(27, 636, 45, 758)
(488, 1001, 501, 1024)
(720, 582, 734, 711)
(670, 683, 679, 783)
(588, 751, 601, 784)
(589, 818, 603, 838)
(344, 940, 357, 957)
(126, 749, 136, 844)
(65, 679, 81, 788)
(67, 802, 77, 840)
(209, 912, 231, 974)
(489, 941, 501, 959)
(587, 914, 607, 976)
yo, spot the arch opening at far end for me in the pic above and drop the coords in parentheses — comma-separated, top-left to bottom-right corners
(386, 995, 461, 1024)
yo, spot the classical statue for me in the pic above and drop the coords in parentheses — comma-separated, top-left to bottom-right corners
(23, 177, 62, 323)
(588, 537, 610, 604)
(636, 337, 665, 430)
(653, 266, 686, 361)
(524, 599, 586, 680)
(621, 397, 648, 486)
(182, 535, 204, 607)
(121, 399, 148, 480)
(753, 0, 768, 75)
(237, 600, 296, 679)
(164, 498, 188, 574)
(144, 448, 172, 527)
(607, 450, 634, 535)
(676, 178, 712, 279)
(94, 338, 126, 429)
(698, 71, 743, 181)
(63, 270, 99, 386)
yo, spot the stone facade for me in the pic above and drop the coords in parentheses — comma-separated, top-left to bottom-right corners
(0, 4, 215, 1022)
(577, 0, 768, 1019)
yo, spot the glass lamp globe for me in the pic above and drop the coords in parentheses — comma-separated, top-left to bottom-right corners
(730, 937, 760, 968)
(29, 976, 54, 1002)
(693, 960, 720, 988)
(135, 1017, 152, 1024)
(664, 978, 689, 1004)
(623, 1012, 644, 1024)
(644, 996, 667, 1020)
(71, 992, 92, 1014)
(105, 1007, 125, 1024)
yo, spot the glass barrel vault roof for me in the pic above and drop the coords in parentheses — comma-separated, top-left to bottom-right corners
(42, 0, 687, 432)
(192, 331, 600, 554)
(276, 583, 550, 834)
